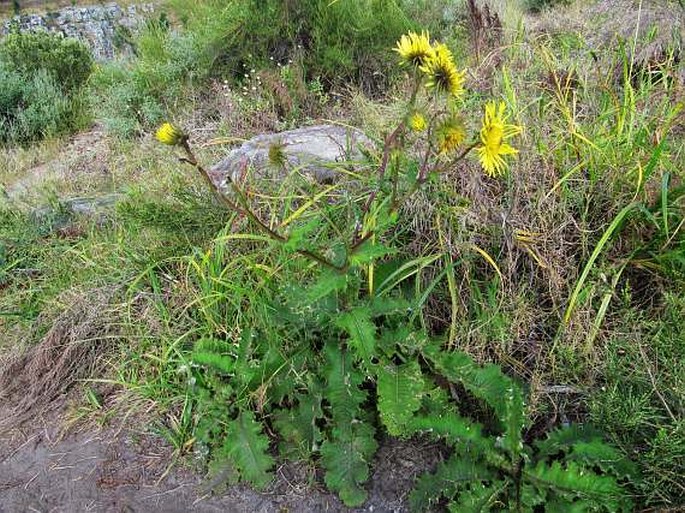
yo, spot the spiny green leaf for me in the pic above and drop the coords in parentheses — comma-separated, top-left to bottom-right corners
(274, 392, 324, 459)
(528, 460, 628, 511)
(377, 360, 425, 436)
(568, 440, 639, 480)
(335, 306, 376, 363)
(520, 483, 547, 510)
(192, 351, 234, 374)
(535, 424, 605, 458)
(536, 425, 638, 479)
(321, 343, 376, 506)
(447, 480, 507, 513)
(220, 411, 274, 489)
(423, 345, 525, 457)
(409, 455, 494, 513)
(323, 342, 366, 426)
(409, 411, 495, 457)
(349, 240, 396, 266)
(283, 218, 320, 251)
(306, 269, 349, 302)
(379, 325, 429, 356)
(192, 338, 235, 374)
(369, 295, 411, 316)
(543, 498, 591, 513)
(321, 422, 378, 507)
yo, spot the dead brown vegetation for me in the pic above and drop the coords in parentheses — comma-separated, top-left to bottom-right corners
(0, 287, 119, 431)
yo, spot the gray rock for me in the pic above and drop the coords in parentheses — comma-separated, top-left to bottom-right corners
(1, 2, 154, 61)
(209, 124, 372, 194)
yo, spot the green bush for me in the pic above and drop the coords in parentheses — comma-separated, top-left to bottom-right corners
(93, 0, 420, 137)
(0, 31, 93, 145)
(92, 24, 206, 138)
(0, 30, 93, 93)
(170, 0, 414, 91)
(0, 64, 86, 144)
(590, 294, 685, 506)
(144, 30, 638, 509)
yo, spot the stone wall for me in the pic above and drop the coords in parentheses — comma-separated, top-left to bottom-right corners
(1, 2, 155, 60)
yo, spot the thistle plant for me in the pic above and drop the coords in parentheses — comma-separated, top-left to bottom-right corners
(155, 31, 634, 511)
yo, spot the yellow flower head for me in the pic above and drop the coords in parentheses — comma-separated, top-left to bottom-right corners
(476, 101, 522, 177)
(409, 111, 428, 132)
(395, 31, 435, 68)
(155, 122, 184, 146)
(420, 44, 465, 98)
(436, 117, 467, 154)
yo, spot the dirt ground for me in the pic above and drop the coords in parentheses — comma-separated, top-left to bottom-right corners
(0, 408, 441, 513)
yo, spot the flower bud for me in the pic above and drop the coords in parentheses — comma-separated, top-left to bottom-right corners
(155, 123, 185, 146)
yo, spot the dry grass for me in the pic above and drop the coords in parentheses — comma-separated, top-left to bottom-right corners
(0, 287, 120, 430)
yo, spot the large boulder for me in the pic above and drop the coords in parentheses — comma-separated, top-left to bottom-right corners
(208, 124, 372, 194)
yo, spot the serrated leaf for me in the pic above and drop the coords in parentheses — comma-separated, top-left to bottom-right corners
(306, 269, 349, 302)
(321, 422, 378, 507)
(369, 296, 411, 316)
(568, 440, 638, 480)
(423, 344, 525, 457)
(520, 483, 546, 509)
(283, 218, 319, 251)
(409, 412, 494, 456)
(323, 342, 366, 425)
(273, 392, 323, 459)
(192, 338, 235, 374)
(535, 424, 605, 458)
(544, 499, 591, 513)
(349, 240, 396, 266)
(322, 343, 377, 506)
(221, 411, 274, 489)
(377, 360, 425, 436)
(335, 307, 376, 363)
(409, 455, 494, 513)
(529, 460, 626, 510)
(447, 480, 507, 513)
(536, 425, 638, 480)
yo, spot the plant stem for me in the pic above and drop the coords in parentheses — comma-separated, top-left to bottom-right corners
(179, 138, 346, 272)
(354, 122, 405, 243)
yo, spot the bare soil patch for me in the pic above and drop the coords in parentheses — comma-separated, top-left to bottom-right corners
(0, 413, 440, 513)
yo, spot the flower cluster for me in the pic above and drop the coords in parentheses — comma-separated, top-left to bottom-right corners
(395, 31, 522, 177)
(396, 32, 465, 99)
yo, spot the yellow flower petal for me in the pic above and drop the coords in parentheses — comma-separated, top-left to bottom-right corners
(436, 116, 467, 154)
(409, 111, 428, 132)
(420, 43, 465, 98)
(155, 122, 184, 146)
(476, 101, 522, 177)
(395, 31, 434, 68)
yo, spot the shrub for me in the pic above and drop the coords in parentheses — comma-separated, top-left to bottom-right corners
(0, 31, 93, 145)
(590, 294, 685, 506)
(168, 0, 415, 92)
(0, 64, 86, 145)
(94, 0, 458, 138)
(0, 30, 93, 94)
(92, 24, 206, 138)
